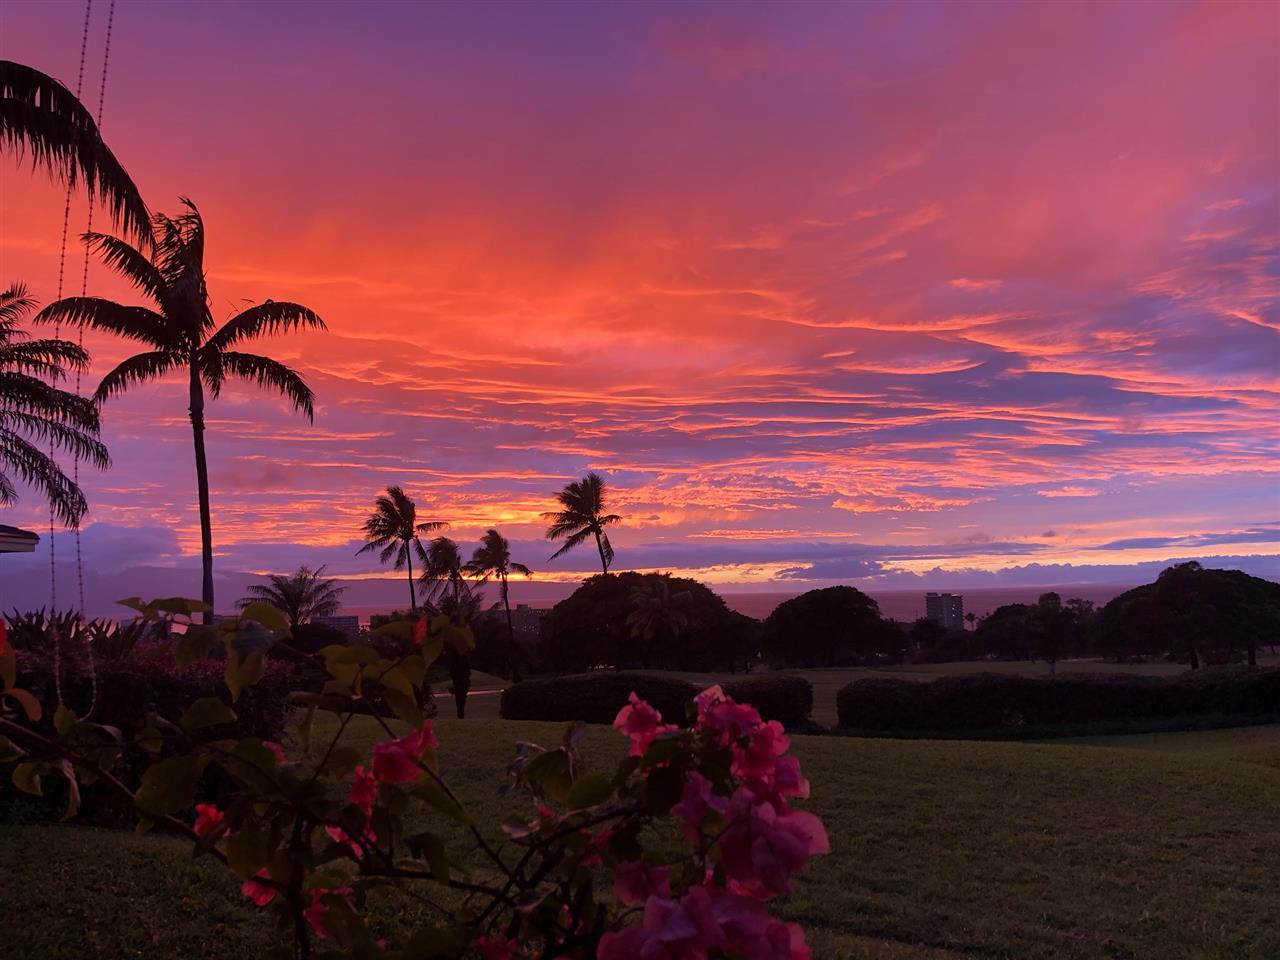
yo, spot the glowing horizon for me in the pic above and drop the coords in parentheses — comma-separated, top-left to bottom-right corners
(1, 0, 1277, 598)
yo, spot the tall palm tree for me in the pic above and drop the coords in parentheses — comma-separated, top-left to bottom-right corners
(465, 529, 533, 682)
(35, 200, 325, 620)
(0, 283, 109, 524)
(1, 60, 150, 242)
(420, 536, 472, 609)
(358, 486, 446, 612)
(236, 564, 345, 632)
(543, 471, 622, 575)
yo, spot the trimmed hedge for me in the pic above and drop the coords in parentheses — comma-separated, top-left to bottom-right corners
(836, 667, 1280, 732)
(500, 672, 814, 728)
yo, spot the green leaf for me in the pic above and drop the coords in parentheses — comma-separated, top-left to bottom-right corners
(180, 696, 237, 733)
(382, 687, 423, 729)
(0, 735, 25, 763)
(297, 704, 316, 756)
(409, 831, 450, 885)
(239, 601, 290, 635)
(226, 820, 269, 880)
(115, 596, 152, 616)
(150, 597, 211, 617)
(177, 626, 217, 667)
(568, 773, 613, 810)
(12, 761, 47, 796)
(370, 620, 413, 641)
(135, 756, 199, 817)
(53, 703, 78, 737)
(326, 745, 364, 780)
(225, 650, 265, 703)
(522, 749, 572, 805)
(411, 779, 470, 825)
(4, 688, 42, 722)
(139, 714, 163, 754)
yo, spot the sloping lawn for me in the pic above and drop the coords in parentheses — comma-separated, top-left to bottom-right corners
(2, 718, 1277, 959)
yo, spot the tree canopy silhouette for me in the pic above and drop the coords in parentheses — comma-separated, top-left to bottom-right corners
(237, 564, 345, 632)
(465, 529, 532, 682)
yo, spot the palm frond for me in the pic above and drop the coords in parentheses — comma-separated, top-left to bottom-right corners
(0, 428, 88, 523)
(0, 60, 151, 243)
(83, 232, 165, 303)
(95, 351, 184, 403)
(34, 297, 174, 348)
(548, 527, 593, 561)
(206, 301, 326, 354)
(215, 351, 316, 420)
(0, 282, 36, 328)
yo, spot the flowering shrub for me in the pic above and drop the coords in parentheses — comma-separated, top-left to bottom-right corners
(0, 599, 827, 958)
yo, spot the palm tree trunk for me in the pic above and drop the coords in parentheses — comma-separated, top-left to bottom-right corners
(406, 543, 417, 612)
(189, 366, 215, 624)
(594, 529, 608, 575)
(501, 573, 522, 683)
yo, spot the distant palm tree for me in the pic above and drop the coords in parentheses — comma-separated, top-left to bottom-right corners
(465, 529, 533, 682)
(626, 574, 690, 670)
(544, 471, 622, 575)
(35, 200, 325, 620)
(1, 60, 150, 241)
(358, 486, 446, 612)
(236, 564, 345, 632)
(0, 283, 109, 524)
(420, 536, 471, 609)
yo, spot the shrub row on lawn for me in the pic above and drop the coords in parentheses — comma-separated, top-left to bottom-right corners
(500, 672, 813, 728)
(835, 667, 1280, 731)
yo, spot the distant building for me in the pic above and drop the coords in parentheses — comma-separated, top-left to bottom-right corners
(925, 592, 965, 630)
(0, 524, 38, 554)
(509, 604, 548, 634)
(313, 615, 360, 639)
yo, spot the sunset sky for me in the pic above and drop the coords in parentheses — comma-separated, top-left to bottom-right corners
(2, 0, 1277, 608)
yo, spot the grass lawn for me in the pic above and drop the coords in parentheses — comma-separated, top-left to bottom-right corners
(2, 717, 1277, 959)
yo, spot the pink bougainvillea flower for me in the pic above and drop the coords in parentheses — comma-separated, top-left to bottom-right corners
(612, 861, 672, 905)
(325, 824, 375, 858)
(350, 765, 377, 816)
(699, 698, 763, 748)
(193, 803, 225, 837)
(304, 886, 353, 940)
(241, 869, 276, 907)
(766, 754, 811, 800)
(613, 691, 678, 757)
(371, 721, 438, 784)
(599, 886, 724, 959)
(670, 770, 729, 844)
(732, 720, 790, 782)
(264, 741, 287, 765)
(474, 935, 521, 959)
(579, 825, 615, 866)
(0, 619, 8, 657)
(712, 889, 811, 960)
(719, 788, 830, 899)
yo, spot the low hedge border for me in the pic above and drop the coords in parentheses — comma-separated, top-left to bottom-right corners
(500, 672, 814, 728)
(835, 667, 1280, 732)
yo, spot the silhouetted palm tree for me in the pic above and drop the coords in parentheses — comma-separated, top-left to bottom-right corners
(465, 529, 533, 682)
(1, 60, 149, 241)
(35, 200, 325, 620)
(544, 471, 622, 575)
(0, 283, 109, 524)
(358, 486, 446, 612)
(626, 574, 690, 670)
(236, 564, 345, 632)
(420, 536, 471, 609)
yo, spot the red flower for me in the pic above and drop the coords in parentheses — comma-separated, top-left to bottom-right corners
(241, 869, 276, 906)
(325, 824, 375, 858)
(0, 619, 8, 657)
(304, 886, 353, 940)
(351, 765, 377, 816)
(264, 741, 287, 765)
(474, 936, 521, 959)
(413, 616, 428, 646)
(372, 721, 439, 784)
(613, 692, 677, 757)
(193, 803, 225, 837)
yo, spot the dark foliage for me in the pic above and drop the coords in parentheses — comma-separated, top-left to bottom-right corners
(3, 651, 292, 826)
(836, 667, 1280, 732)
(501, 671, 814, 727)
(539, 573, 760, 673)
(761, 586, 901, 667)
(1096, 562, 1280, 667)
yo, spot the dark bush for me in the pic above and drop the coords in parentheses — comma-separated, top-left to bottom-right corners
(501, 672, 814, 727)
(720, 676, 813, 728)
(2, 651, 293, 827)
(501, 673, 698, 724)
(836, 667, 1280, 732)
